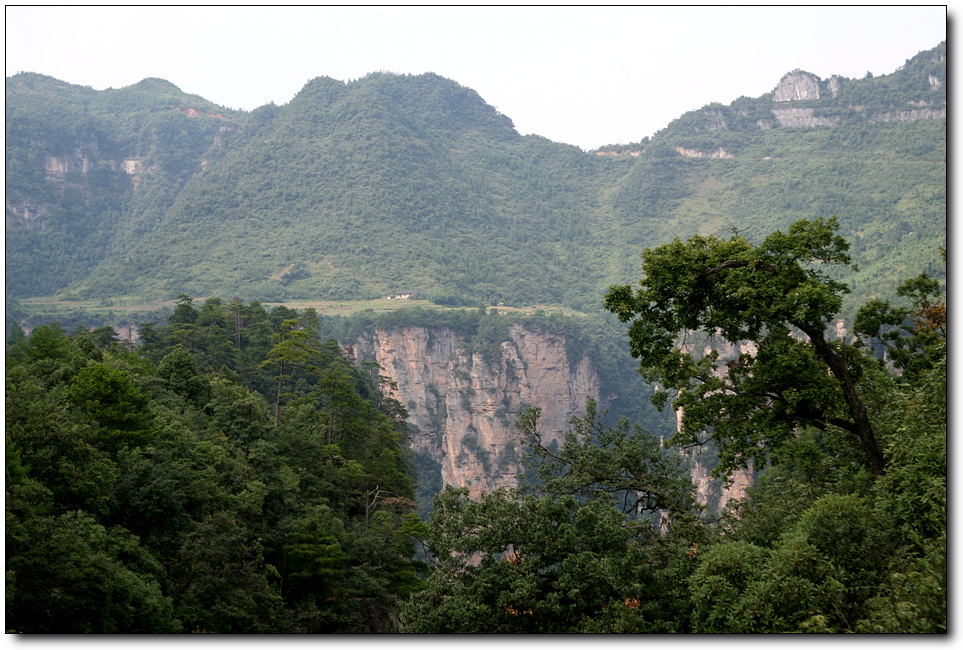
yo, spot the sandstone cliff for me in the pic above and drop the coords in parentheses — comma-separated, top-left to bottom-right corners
(351, 323, 759, 511)
(774, 70, 821, 102)
(769, 68, 945, 127)
(672, 322, 856, 515)
(5, 147, 145, 231)
(674, 334, 760, 513)
(353, 324, 600, 499)
(684, 447, 754, 517)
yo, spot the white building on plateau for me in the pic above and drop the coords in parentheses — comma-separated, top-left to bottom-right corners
(386, 290, 427, 300)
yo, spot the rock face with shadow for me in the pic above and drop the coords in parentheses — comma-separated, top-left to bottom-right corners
(354, 324, 600, 499)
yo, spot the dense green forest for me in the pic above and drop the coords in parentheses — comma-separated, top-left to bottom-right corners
(6, 298, 424, 632)
(5, 43, 946, 318)
(6, 223, 946, 630)
(5, 41, 946, 633)
(397, 220, 946, 633)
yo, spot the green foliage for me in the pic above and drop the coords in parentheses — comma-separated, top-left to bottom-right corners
(6, 510, 176, 633)
(6, 44, 945, 315)
(402, 401, 702, 633)
(873, 357, 946, 542)
(402, 488, 646, 633)
(6, 270, 946, 633)
(259, 317, 322, 425)
(687, 540, 771, 631)
(519, 399, 696, 518)
(4, 42, 946, 633)
(464, 312, 511, 366)
(6, 322, 86, 385)
(157, 344, 211, 408)
(6, 335, 119, 517)
(720, 424, 874, 548)
(5, 73, 237, 298)
(695, 329, 945, 633)
(69, 363, 155, 453)
(690, 494, 894, 633)
(401, 225, 945, 634)
(856, 532, 946, 633)
(854, 268, 946, 377)
(605, 217, 887, 476)
(171, 511, 283, 633)
(5, 303, 421, 632)
(853, 357, 946, 633)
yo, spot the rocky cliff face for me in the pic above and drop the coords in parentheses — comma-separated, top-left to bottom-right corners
(675, 334, 759, 512)
(349, 321, 875, 511)
(771, 107, 840, 128)
(353, 325, 601, 499)
(774, 70, 821, 102)
(352, 323, 758, 509)
(685, 449, 754, 517)
(674, 146, 734, 159)
(673, 321, 859, 514)
(5, 147, 144, 231)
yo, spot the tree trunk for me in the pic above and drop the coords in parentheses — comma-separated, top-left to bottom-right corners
(274, 359, 285, 427)
(807, 329, 886, 476)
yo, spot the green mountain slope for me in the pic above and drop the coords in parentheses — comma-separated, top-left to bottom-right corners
(5, 73, 242, 296)
(5, 43, 946, 316)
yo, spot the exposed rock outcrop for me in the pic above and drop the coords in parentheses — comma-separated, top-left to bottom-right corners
(355, 324, 762, 508)
(675, 147, 734, 159)
(771, 107, 839, 128)
(869, 107, 946, 123)
(828, 75, 842, 98)
(768, 68, 945, 127)
(774, 70, 821, 102)
(6, 148, 147, 231)
(687, 451, 754, 516)
(674, 334, 761, 513)
(5, 202, 49, 230)
(354, 325, 601, 499)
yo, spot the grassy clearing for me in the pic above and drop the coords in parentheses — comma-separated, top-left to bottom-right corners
(15, 296, 586, 326)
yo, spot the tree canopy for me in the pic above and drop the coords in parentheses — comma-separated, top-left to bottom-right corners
(605, 217, 888, 476)
(6, 258, 946, 632)
(5, 301, 424, 632)
(400, 401, 702, 633)
(400, 221, 945, 633)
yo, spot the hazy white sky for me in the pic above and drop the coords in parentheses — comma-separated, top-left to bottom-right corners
(5, 5, 947, 150)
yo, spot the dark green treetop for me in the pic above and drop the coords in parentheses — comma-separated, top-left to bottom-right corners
(854, 260, 946, 379)
(400, 402, 701, 633)
(604, 217, 886, 476)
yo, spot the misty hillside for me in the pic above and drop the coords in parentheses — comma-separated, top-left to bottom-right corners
(5, 42, 945, 315)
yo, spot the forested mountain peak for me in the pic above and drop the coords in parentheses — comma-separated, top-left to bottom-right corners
(126, 77, 184, 92)
(6, 71, 97, 97)
(5, 42, 945, 316)
(645, 41, 946, 146)
(6, 72, 239, 117)
(286, 71, 517, 140)
(97, 77, 236, 115)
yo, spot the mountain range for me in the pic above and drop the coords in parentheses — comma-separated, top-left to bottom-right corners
(5, 42, 946, 322)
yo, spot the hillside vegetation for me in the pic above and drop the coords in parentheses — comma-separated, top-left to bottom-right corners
(4, 42, 947, 632)
(5, 43, 945, 319)
(6, 256, 945, 631)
